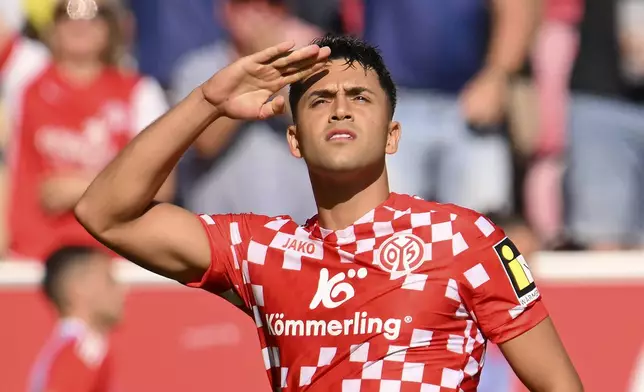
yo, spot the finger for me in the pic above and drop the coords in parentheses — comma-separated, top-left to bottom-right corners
(281, 62, 327, 86)
(276, 46, 331, 75)
(271, 44, 327, 69)
(258, 96, 286, 120)
(251, 41, 296, 63)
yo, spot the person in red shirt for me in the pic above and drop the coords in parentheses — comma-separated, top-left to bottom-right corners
(28, 245, 123, 392)
(0, 0, 172, 261)
(75, 35, 583, 391)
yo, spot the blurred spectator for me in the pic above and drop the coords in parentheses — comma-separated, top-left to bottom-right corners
(354, 0, 539, 216)
(524, 0, 582, 248)
(284, 0, 344, 34)
(28, 246, 124, 392)
(566, 0, 644, 250)
(171, 0, 320, 223)
(129, 0, 227, 87)
(0, 0, 172, 261)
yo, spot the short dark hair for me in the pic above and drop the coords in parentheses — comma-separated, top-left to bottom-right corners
(42, 246, 102, 309)
(289, 34, 397, 121)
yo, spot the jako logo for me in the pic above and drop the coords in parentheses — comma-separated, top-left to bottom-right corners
(309, 268, 368, 310)
(280, 237, 316, 255)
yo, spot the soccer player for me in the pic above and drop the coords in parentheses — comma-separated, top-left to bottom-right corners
(28, 246, 123, 392)
(75, 35, 583, 391)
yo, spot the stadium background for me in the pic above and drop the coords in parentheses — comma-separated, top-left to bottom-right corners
(1, 0, 644, 391)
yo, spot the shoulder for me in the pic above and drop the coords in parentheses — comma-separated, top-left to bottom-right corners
(2, 36, 49, 69)
(47, 329, 108, 372)
(394, 193, 495, 229)
(197, 213, 299, 241)
(394, 193, 503, 252)
(2, 36, 49, 93)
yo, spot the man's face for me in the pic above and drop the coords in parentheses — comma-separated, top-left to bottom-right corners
(85, 255, 124, 327)
(287, 60, 400, 178)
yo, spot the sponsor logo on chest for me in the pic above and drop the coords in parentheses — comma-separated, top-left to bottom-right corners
(264, 267, 413, 341)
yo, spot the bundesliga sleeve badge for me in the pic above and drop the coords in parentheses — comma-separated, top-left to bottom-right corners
(494, 237, 539, 307)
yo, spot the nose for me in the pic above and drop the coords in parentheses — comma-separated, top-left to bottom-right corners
(329, 98, 353, 123)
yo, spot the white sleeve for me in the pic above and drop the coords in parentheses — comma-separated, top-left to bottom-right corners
(1, 38, 49, 150)
(1, 37, 49, 100)
(131, 77, 169, 136)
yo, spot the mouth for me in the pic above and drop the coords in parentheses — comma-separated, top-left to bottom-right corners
(326, 129, 357, 141)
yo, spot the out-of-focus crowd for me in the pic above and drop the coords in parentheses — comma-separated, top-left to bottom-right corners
(0, 0, 642, 263)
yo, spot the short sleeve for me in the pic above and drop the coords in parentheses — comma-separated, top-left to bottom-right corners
(456, 215, 549, 344)
(186, 213, 271, 302)
(1, 35, 49, 96)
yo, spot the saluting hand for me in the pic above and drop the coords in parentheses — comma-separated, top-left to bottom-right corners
(201, 42, 331, 120)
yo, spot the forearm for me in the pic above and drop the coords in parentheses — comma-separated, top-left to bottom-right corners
(41, 177, 92, 214)
(487, 0, 541, 75)
(76, 88, 220, 232)
(193, 117, 241, 158)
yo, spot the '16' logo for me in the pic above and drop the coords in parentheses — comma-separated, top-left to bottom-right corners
(309, 268, 367, 310)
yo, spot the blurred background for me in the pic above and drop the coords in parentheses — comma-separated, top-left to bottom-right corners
(0, 0, 643, 391)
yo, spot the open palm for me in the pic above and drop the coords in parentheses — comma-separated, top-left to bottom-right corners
(202, 42, 331, 120)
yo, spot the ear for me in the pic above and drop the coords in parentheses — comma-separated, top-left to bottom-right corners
(385, 121, 401, 155)
(286, 125, 302, 159)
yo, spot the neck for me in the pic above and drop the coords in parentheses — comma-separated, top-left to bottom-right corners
(310, 163, 391, 230)
(55, 57, 104, 85)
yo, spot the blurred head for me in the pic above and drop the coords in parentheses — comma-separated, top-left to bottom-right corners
(43, 246, 124, 330)
(221, 0, 286, 52)
(287, 35, 399, 178)
(49, 0, 122, 65)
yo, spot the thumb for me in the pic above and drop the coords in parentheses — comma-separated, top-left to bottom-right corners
(258, 95, 286, 119)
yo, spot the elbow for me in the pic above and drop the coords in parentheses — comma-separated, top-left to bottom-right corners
(73, 197, 93, 231)
(74, 196, 108, 237)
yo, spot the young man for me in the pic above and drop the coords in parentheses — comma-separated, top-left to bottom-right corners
(28, 246, 124, 392)
(75, 35, 583, 391)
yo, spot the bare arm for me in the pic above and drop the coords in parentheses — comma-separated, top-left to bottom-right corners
(75, 90, 220, 282)
(460, 0, 541, 126)
(40, 171, 175, 215)
(500, 317, 583, 391)
(487, 0, 541, 75)
(193, 117, 242, 158)
(75, 42, 330, 282)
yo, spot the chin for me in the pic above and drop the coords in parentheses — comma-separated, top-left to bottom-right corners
(320, 160, 362, 174)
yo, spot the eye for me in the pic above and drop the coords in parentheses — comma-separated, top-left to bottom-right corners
(354, 95, 369, 102)
(311, 99, 329, 107)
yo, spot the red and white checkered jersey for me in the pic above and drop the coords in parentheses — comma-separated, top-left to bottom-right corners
(189, 193, 548, 391)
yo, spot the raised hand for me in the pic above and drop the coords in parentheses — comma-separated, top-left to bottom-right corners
(201, 42, 331, 120)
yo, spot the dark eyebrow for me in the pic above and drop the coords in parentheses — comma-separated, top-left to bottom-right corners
(308, 88, 337, 100)
(307, 86, 376, 100)
(345, 86, 376, 96)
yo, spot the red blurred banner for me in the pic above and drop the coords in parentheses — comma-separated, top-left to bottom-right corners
(1, 282, 643, 391)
